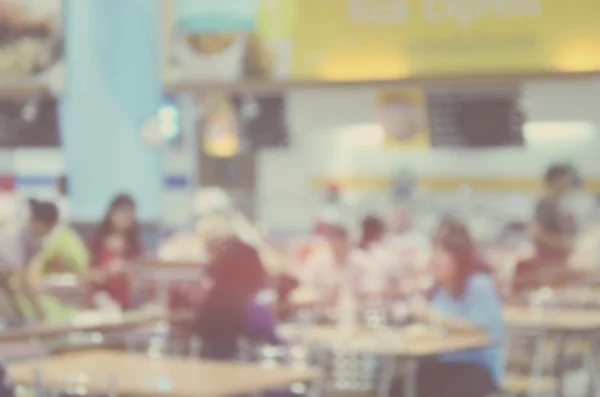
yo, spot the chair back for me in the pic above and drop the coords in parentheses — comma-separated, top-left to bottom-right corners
(124, 331, 201, 358)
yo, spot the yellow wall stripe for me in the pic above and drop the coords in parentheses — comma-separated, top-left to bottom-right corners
(311, 176, 600, 193)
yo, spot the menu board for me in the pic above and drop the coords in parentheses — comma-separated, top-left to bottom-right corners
(236, 93, 287, 148)
(0, 96, 60, 147)
(0, 0, 63, 92)
(427, 87, 524, 147)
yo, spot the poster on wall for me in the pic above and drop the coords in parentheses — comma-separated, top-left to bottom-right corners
(201, 95, 241, 158)
(164, 0, 296, 85)
(0, 0, 63, 93)
(378, 87, 430, 149)
(196, 92, 288, 153)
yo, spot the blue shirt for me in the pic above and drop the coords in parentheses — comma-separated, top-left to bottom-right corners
(430, 273, 504, 386)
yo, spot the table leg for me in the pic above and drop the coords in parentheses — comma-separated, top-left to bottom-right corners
(403, 359, 418, 397)
(529, 329, 548, 397)
(553, 334, 567, 397)
(378, 356, 396, 397)
(585, 333, 600, 397)
(308, 378, 325, 397)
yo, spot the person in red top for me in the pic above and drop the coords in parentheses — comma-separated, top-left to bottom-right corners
(88, 194, 143, 309)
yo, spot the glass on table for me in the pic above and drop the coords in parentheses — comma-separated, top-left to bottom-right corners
(527, 286, 554, 313)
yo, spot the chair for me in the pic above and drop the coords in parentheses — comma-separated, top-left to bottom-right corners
(503, 328, 558, 397)
(502, 375, 557, 397)
(318, 348, 395, 397)
(237, 339, 325, 397)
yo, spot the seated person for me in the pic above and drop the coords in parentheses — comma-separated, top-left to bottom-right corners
(166, 216, 232, 310)
(26, 199, 89, 286)
(395, 220, 503, 397)
(295, 220, 331, 265)
(8, 200, 88, 320)
(297, 224, 361, 303)
(354, 215, 396, 296)
(515, 164, 580, 292)
(386, 209, 432, 291)
(88, 194, 143, 310)
(193, 237, 279, 359)
(157, 187, 234, 262)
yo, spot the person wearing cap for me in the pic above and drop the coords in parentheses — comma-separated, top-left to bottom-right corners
(165, 215, 235, 310)
(25, 199, 89, 286)
(514, 163, 581, 290)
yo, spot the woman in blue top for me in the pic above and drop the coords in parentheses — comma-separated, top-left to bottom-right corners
(400, 219, 503, 397)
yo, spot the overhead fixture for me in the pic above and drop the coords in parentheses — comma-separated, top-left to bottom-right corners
(158, 102, 180, 141)
(524, 121, 594, 143)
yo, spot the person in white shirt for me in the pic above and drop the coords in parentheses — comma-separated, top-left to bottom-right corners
(386, 209, 432, 293)
(297, 224, 360, 303)
(354, 215, 396, 295)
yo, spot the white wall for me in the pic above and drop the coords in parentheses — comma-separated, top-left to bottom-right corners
(257, 79, 600, 233)
(4, 97, 198, 227)
(5, 79, 600, 231)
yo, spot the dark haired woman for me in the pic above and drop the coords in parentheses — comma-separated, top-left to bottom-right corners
(396, 220, 503, 397)
(194, 238, 279, 359)
(88, 194, 143, 309)
(359, 215, 385, 250)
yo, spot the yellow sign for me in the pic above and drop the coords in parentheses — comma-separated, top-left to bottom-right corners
(291, 0, 600, 81)
(164, 0, 297, 84)
(378, 87, 430, 148)
(202, 97, 240, 158)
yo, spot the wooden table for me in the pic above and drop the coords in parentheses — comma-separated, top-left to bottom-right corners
(0, 340, 47, 361)
(278, 324, 490, 356)
(8, 350, 319, 397)
(504, 305, 600, 397)
(504, 306, 600, 331)
(278, 324, 489, 397)
(0, 312, 170, 343)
